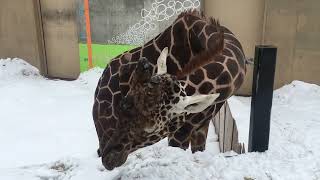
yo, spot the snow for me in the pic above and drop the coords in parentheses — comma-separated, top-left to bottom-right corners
(1, 58, 320, 180)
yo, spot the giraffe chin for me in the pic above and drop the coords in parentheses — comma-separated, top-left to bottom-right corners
(102, 152, 128, 170)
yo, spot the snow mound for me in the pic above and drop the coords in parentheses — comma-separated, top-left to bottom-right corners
(0, 58, 40, 79)
(273, 80, 320, 106)
(230, 80, 320, 150)
(77, 67, 103, 91)
(0, 58, 319, 180)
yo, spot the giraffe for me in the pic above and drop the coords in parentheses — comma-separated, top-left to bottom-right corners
(92, 9, 246, 170)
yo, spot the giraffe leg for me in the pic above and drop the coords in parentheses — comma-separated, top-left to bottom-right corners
(168, 122, 193, 150)
(168, 134, 190, 150)
(189, 102, 224, 153)
(190, 119, 210, 153)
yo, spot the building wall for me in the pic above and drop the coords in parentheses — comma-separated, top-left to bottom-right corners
(205, 0, 320, 95)
(1, 0, 319, 85)
(204, 0, 265, 95)
(264, 0, 320, 88)
(0, 0, 80, 79)
(40, 0, 80, 79)
(0, 0, 46, 72)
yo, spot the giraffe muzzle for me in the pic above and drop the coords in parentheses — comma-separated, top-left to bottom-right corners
(101, 133, 129, 170)
(102, 151, 128, 170)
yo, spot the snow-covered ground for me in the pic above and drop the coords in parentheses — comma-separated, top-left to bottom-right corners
(0, 58, 319, 180)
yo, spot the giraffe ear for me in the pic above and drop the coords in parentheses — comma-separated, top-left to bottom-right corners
(171, 93, 220, 114)
(157, 47, 168, 75)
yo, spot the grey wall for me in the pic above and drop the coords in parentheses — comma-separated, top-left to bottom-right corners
(78, 0, 143, 44)
(263, 0, 320, 88)
(0, 0, 80, 79)
(77, 0, 202, 44)
(40, 0, 80, 79)
(204, 0, 265, 95)
(0, 0, 46, 72)
(205, 0, 320, 95)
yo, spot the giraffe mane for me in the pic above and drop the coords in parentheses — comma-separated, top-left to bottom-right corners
(176, 9, 205, 20)
(176, 20, 224, 78)
(176, 9, 218, 26)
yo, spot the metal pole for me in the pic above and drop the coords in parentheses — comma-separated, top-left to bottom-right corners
(248, 45, 277, 152)
(84, 0, 93, 69)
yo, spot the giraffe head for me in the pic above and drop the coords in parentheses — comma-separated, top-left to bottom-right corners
(102, 48, 220, 170)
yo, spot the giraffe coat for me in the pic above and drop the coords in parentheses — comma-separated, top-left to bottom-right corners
(92, 10, 246, 170)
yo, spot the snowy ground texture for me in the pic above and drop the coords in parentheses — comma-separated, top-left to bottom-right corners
(0, 58, 320, 180)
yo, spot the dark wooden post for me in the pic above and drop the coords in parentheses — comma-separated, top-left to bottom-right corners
(248, 45, 277, 152)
